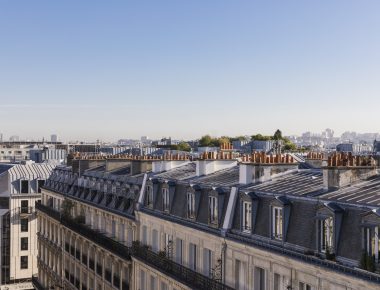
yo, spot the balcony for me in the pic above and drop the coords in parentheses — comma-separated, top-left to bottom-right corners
(132, 242, 234, 290)
(32, 276, 46, 290)
(36, 203, 234, 290)
(19, 206, 34, 216)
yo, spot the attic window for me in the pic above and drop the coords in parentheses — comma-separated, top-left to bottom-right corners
(20, 180, 29, 194)
(187, 192, 195, 218)
(37, 179, 45, 193)
(242, 201, 252, 233)
(162, 188, 169, 212)
(146, 185, 153, 207)
(364, 226, 379, 264)
(320, 216, 333, 253)
(272, 207, 283, 240)
(209, 196, 218, 224)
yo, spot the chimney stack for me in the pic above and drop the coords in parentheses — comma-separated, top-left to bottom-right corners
(323, 153, 377, 190)
(239, 153, 298, 185)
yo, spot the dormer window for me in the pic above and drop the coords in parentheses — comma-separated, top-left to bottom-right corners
(242, 201, 252, 233)
(146, 185, 153, 207)
(162, 188, 169, 212)
(20, 180, 29, 194)
(272, 207, 283, 240)
(364, 226, 379, 264)
(209, 196, 218, 224)
(320, 216, 333, 253)
(187, 192, 195, 218)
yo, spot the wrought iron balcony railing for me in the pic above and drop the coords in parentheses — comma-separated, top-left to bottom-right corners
(32, 276, 46, 290)
(36, 202, 234, 290)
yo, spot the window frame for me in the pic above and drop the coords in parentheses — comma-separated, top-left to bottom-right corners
(146, 185, 153, 207)
(320, 216, 334, 253)
(20, 256, 28, 269)
(20, 218, 29, 232)
(162, 188, 170, 212)
(20, 179, 29, 194)
(272, 206, 283, 240)
(186, 191, 195, 219)
(208, 196, 218, 224)
(242, 201, 252, 233)
(21, 237, 28, 251)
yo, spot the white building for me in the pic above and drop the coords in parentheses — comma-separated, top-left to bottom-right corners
(0, 162, 55, 289)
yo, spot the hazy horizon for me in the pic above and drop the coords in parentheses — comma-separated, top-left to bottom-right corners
(1, 1, 380, 141)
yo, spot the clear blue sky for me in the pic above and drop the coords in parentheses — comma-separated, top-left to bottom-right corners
(1, 1, 379, 142)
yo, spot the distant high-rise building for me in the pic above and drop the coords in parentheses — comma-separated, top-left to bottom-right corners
(50, 134, 58, 143)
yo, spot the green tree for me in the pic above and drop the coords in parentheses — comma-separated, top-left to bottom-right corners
(199, 135, 212, 147)
(273, 129, 283, 140)
(175, 142, 191, 152)
(251, 134, 272, 141)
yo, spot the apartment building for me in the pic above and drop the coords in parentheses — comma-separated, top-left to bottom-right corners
(34, 151, 380, 290)
(0, 162, 55, 290)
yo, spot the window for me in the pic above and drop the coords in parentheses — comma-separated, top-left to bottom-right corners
(37, 179, 45, 193)
(160, 282, 168, 290)
(152, 229, 159, 252)
(175, 238, 183, 264)
(20, 180, 29, 193)
(203, 249, 213, 277)
(320, 217, 333, 252)
(146, 186, 153, 207)
(274, 273, 281, 290)
(254, 267, 266, 290)
(20, 256, 28, 269)
(189, 243, 197, 271)
(187, 192, 195, 218)
(20, 200, 29, 214)
(235, 260, 246, 290)
(364, 226, 379, 263)
(150, 275, 156, 290)
(142, 225, 147, 245)
(164, 233, 172, 255)
(140, 270, 146, 290)
(209, 196, 218, 224)
(272, 207, 283, 240)
(162, 188, 169, 212)
(21, 218, 28, 232)
(242, 201, 252, 233)
(21, 237, 28, 251)
(299, 282, 312, 290)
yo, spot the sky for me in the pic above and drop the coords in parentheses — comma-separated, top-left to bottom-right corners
(1, 1, 380, 142)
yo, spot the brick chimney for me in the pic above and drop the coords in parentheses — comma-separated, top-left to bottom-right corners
(323, 153, 378, 190)
(239, 152, 299, 185)
(305, 151, 326, 168)
(195, 151, 238, 176)
(152, 153, 191, 173)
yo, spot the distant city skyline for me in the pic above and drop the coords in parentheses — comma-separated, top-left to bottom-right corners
(1, 128, 380, 144)
(1, 1, 380, 141)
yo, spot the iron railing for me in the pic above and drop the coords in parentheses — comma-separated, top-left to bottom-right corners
(36, 203, 234, 290)
(132, 243, 234, 290)
(32, 276, 46, 290)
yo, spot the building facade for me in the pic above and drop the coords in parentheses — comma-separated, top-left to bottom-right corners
(0, 162, 55, 289)
(34, 152, 380, 290)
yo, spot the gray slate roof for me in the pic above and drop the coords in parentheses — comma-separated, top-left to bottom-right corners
(320, 175, 380, 206)
(245, 170, 324, 197)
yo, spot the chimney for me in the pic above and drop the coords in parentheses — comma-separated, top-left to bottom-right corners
(152, 153, 191, 173)
(239, 152, 298, 185)
(323, 153, 378, 190)
(305, 151, 326, 168)
(196, 151, 237, 176)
